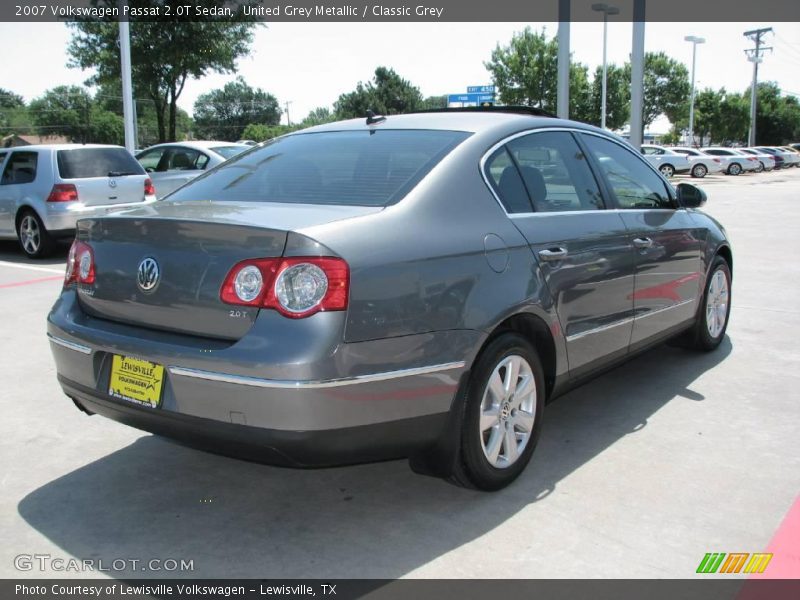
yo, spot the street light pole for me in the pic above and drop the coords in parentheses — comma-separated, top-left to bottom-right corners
(684, 35, 705, 147)
(592, 3, 619, 130)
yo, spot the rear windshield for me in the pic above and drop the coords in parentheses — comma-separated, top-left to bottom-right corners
(168, 129, 471, 206)
(211, 145, 248, 159)
(57, 148, 145, 179)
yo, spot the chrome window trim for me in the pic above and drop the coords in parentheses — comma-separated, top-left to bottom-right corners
(168, 361, 466, 390)
(47, 333, 92, 355)
(480, 126, 676, 217)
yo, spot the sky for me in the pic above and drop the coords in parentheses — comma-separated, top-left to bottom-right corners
(1, 20, 799, 134)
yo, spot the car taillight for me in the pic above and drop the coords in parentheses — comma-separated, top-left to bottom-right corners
(64, 239, 95, 286)
(220, 257, 349, 318)
(713, 158, 721, 163)
(47, 184, 78, 203)
(144, 177, 156, 197)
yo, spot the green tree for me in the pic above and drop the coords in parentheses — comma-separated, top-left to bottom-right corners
(692, 88, 723, 145)
(334, 67, 423, 118)
(638, 52, 691, 128)
(67, 1, 259, 142)
(421, 95, 448, 110)
(751, 82, 800, 145)
(301, 107, 336, 127)
(588, 64, 630, 130)
(241, 123, 301, 142)
(484, 27, 594, 120)
(28, 86, 94, 142)
(193, 77, 281, 141)
(0, 88, 30, 133)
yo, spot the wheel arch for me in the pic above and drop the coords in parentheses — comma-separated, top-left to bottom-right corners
(15, 204, 40, 229)
(715, 244, 733, 278)
(481, 311, 558, 401)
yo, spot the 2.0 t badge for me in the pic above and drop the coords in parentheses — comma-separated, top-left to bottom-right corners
(137, 257, 160, 293)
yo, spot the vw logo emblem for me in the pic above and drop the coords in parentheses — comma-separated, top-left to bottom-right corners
(108, 179, 117, 188)
(137, 257, 160, 293)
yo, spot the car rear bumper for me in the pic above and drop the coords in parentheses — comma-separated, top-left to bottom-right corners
(47, 291, 478, 465)
(41, 197, 157, 232)
(60, 376, 449, 467)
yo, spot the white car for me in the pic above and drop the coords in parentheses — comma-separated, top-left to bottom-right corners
(136, 141, 250, 198)
(670, 147, 725, 178)
(0, 144, 156, 258)
(738, 148, 776, 172)
(640, 145, 691, 178)
(701, 147, 760, 175)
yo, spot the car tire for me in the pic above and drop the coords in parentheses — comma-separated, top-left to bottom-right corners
(449, 333, 545, 491)
(727, 162, 742, 176)
(16, 209, 55, 259)
(690, 255, 732, 352)
(659, 164, 675, 178)
(691, 164, 708, 178)
(755, 161, 765, 173)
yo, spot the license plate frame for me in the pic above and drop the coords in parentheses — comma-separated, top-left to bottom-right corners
(108, 355, 165, 409)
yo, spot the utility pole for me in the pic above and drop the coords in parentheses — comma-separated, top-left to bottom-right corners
(744, 27, 773, 147)
(556, 0, 570, 119)
(285, 101, 292, 127)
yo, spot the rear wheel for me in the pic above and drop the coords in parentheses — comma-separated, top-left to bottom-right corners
(691, 164, 708, 178)
(16, 209, 55, 259)
(728, 162, 742, 176)
(755, 161, 765, 173)
(659, 164, 675, 178)
(450, 333, 545, 491)
(690, 256, 731, 351)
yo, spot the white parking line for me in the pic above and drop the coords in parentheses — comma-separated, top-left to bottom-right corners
(0, 260, 64, 274)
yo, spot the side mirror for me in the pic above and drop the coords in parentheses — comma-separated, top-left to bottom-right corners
(676, 182, 707, 208)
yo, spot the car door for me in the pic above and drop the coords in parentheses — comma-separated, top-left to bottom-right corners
(579, 133, 706, 348)
(144, 147, 207, 198)
(484, 129, 635, 376)
(0, 150, 38, 237)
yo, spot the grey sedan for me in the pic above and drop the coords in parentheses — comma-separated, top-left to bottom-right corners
(48, 109, 732, 490)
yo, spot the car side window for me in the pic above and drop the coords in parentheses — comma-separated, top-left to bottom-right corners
(137, 148, 166, 172)
(0, 151, 38, 185)
(484, 146, 533, 214)
(581, 134, 673, 210)
(167, 148, 204, 171)
(507, 131, 604, 212)
(196, 153, 210, 169)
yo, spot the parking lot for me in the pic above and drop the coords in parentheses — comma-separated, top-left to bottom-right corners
(0, 167, 798, 579)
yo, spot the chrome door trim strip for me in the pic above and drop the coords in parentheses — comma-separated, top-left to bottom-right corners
(47, 333, 92, 355)
(168, 361, 466, 390)
(564, 298, 696, 342)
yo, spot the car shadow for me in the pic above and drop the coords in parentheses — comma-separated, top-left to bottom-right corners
(0, 240, 71, 265)
(18, 338, 732, 579)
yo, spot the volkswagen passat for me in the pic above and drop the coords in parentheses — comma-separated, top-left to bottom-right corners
(48, 109, 733, 490)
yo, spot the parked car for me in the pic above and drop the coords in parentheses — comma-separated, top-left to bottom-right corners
(701, 147, 760, 175)
(755, 146, 799, 169)
(0, 144, 156, 258)
(778, 146, 800, 166)
(135, 141, 250, 198)
(48, 109, 733, 491)
(738, 148, 776, 172)
(640, 144, 691, 178)
(670, 147, 725, 178)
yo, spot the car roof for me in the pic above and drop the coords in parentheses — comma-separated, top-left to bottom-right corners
(3, 144, 123, 151)
(139, 141, 250, 152)
(299, 110, 596, 136)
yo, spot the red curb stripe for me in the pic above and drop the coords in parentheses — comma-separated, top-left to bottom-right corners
(0, 275, 63, 289)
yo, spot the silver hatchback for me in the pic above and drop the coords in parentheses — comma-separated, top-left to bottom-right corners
(0, 144, 156, 258)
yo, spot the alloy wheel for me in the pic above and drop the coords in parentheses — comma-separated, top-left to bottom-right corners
(19, 215, 41, 256)
(479, 354, 537, 469)
(705, 269, 729, 339)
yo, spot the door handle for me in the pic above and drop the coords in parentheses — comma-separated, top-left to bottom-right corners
(633, 237, 653, 249)
(538, 247, 568, 262)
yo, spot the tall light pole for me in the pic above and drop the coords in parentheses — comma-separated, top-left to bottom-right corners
(684, 35, 705, 147)
(592, 3, 619, 130)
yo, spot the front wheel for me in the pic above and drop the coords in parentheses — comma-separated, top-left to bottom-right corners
(691, 256, 732, 351)
(691, 164, 708, 178)
(659, 164, 675, 178)
(451, 333, 545, 491)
